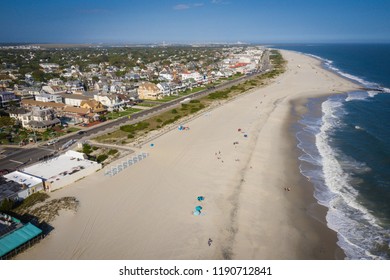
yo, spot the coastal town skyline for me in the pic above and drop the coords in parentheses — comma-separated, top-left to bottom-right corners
(2, 0, 390, 44)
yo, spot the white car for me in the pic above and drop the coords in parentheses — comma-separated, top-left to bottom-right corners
(47, 139, 59, 145)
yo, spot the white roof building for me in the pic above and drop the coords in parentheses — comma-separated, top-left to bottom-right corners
(4, 171, 44, 200)
(22, 151, 101, 191)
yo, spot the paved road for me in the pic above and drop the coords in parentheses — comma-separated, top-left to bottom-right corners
(0, 54, 270, 171)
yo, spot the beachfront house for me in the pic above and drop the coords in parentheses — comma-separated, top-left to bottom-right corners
(157, 82, 171, 96)
(137, 82, 162, 100)
(60, 106, 91, 124)
(9, 106, 60, 131)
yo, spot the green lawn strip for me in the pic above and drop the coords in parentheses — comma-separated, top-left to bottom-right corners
(106, 108, 142, 120)
(66, 127, 81, 133)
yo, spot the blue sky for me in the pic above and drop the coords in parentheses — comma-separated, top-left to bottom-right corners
(2, 0, 390, 43)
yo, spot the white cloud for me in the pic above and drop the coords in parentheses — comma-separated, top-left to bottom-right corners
(173, 4, 191, 10)
(173, 3, 204, 10)
(211, 0, 227, 4)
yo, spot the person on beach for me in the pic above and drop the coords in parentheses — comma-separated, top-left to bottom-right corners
(208, 238, 213, 246)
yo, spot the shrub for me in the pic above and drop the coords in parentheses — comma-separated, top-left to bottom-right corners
(120, 121, 150, 133)
(171, 109, 178, 114)
(108, 149, 118, 155)
(97, 154, 108, 163)
(82, 144, 92, 155)
(14, 192, 49, 211)
(208, 90, 229, 100)
(0, 198, 15, 212)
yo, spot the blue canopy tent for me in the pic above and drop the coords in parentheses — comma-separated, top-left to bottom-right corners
(193, 210, 201, 216)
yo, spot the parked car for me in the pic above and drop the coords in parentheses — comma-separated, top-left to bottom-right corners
(47, 138, 59, 145)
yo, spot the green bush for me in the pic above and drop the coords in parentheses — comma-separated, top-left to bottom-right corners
(120, 121, 150, 133)
(14, 192, 49, 211)
(97, 154, 108, 163)
(108, 149, 118, 155)
(208, 90, 229, 100)
(0, 198, 15, 212)
(171, 109, 178, 114)
(82, 143, 92, 155)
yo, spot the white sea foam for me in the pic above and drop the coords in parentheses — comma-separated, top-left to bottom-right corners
(306, 52, 389, 94)
(367, 90, 379, 98)
(312, 98, 390, 259)
(296, 95, 390, 259)
(317, 99, 378, 221)
(345, 91, 369, 102)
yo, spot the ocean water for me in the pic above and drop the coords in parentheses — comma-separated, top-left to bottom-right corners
(276, 44, 390, 259)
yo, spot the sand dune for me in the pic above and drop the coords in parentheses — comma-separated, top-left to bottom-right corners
(16, 50, 360, 260)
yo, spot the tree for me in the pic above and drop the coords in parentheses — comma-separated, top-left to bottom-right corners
(0, 116, 15, 128)
(0, 198, 15, 211)
(32, 69, 45, 82)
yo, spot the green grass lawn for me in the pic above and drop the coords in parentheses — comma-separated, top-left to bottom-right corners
(160, 87, 206, 102)
(106, 108, 142, 120)
(65, 127, 80, 133)
(135, 103, 157, 107)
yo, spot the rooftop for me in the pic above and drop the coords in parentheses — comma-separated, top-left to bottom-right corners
(21, 99, 65, 108)
(0, 222, 42, 258)
(4, 171, 42, 188)
(22, 151, 99, 184)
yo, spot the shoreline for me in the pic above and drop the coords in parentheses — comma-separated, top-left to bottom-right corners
(16, 50, 360, 260)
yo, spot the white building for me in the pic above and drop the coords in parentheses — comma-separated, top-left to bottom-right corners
(4, 171, 44, 199)
(61, 94, 91, 107)
(35, 93, 62, 103)
(22, 151, 102, 191)
(180, 71, 203, 83)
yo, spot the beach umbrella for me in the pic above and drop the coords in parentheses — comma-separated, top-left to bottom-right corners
(244, 134, 248, 137)
(150, 143, 154, 147)
(197, 196, 204, 201)
(195, 206, 203, 211)
(193, 210, 201, 216)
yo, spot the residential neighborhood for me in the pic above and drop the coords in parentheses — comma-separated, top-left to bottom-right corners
(0, 43, 272, 201)
(0, 45, 266, 145)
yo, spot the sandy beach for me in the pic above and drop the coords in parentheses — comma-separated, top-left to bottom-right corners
(16, 50, 360, 260)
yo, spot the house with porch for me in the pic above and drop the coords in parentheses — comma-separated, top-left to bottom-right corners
(137, 82, 162, 100)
